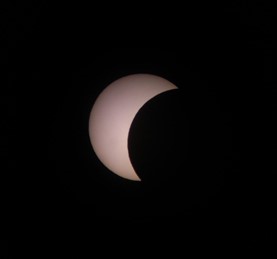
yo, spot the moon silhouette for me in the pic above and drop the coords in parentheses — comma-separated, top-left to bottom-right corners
(88, 74, 178, 181)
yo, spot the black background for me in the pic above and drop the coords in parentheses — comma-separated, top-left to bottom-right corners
(5, 1, 277, 256)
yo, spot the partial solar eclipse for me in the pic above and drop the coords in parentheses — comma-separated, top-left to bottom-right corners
(88, 74, 178, 181)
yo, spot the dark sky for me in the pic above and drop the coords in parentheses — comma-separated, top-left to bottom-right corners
(6, 2, 277, 256)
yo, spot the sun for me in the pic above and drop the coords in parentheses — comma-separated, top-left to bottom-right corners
(88, 74, 178, 181)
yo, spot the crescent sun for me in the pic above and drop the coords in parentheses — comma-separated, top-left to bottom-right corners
(88, 74, 178, 181)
